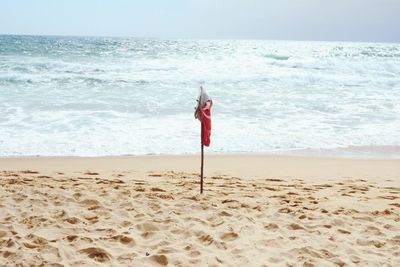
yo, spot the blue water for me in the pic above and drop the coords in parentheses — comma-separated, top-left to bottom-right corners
(0, 35, 400, 156)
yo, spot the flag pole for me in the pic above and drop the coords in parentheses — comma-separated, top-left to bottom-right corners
(200, 124, 204, 194)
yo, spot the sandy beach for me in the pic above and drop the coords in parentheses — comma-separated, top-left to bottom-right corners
(2, 1, 400, 266)
(0, 155, 399, 266)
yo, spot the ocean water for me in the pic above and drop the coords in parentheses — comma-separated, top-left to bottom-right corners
(0, 35, 400, 157)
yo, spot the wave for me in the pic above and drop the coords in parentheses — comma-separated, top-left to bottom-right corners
(1, 36, 399, 157)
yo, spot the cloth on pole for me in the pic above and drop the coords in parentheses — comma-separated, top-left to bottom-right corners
(195, 86, 213, 147)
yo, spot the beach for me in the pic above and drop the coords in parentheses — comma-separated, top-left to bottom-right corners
(1, 155, 399, 266)
(1, 35, 400, 267)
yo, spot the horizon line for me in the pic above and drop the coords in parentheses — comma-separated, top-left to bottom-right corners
(1, 32, 399, 45)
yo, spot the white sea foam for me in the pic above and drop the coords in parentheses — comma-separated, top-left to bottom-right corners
(0, 36, 399, 157)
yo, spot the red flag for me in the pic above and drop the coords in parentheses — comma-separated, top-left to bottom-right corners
(199, 99, 212, 146)
(195, 87, 212, 146)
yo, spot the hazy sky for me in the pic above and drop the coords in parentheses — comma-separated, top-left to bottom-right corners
(1, 0, 399, 42)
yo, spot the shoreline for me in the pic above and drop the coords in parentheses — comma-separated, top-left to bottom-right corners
(2, 145, 400, 160)
(1, 154, 399, 182)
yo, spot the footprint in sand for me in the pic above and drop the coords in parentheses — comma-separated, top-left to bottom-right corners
(265, 178, 284, 182)
(337, 229, 351, 234)
(66, 235, 78, 242)
(111, 235, 135, 246)
(72, 192, 82, 200)
(84, 171, 99, 175)
(220, 232, 238, 241)
(378, 195, 398, 200)
(149, 254, 168, 266)
(65, 217, 80, 224)
(198, 234, 214, 245)
(1, 250, 16, 259)
(218, 211, 232, 217)
(20, 170, 39, 174)
(221, 199, 238, 204)
(288, 223, 304, 230)
(264, 223, 279, 230)
(148, 173, 163, 177)
(298, 214, 307, 220)
(85, 215, 99, 224)
(80, 247, 111, 263)
(2, 171, 19, 177)
(278, 207, 292, 213)
(23, 242, 39, 249)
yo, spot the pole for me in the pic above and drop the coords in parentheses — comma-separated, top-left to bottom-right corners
(200, 124, 204, 194)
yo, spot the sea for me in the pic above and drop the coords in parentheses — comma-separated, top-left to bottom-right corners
(0, 35, 399, 157)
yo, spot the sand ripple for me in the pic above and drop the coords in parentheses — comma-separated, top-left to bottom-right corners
(0, 170, 399, 266)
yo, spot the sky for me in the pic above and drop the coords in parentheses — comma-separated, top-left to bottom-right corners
(0, 0, 399, 42)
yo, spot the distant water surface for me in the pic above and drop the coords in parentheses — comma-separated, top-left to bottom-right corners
(0, 35, 399, 157)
